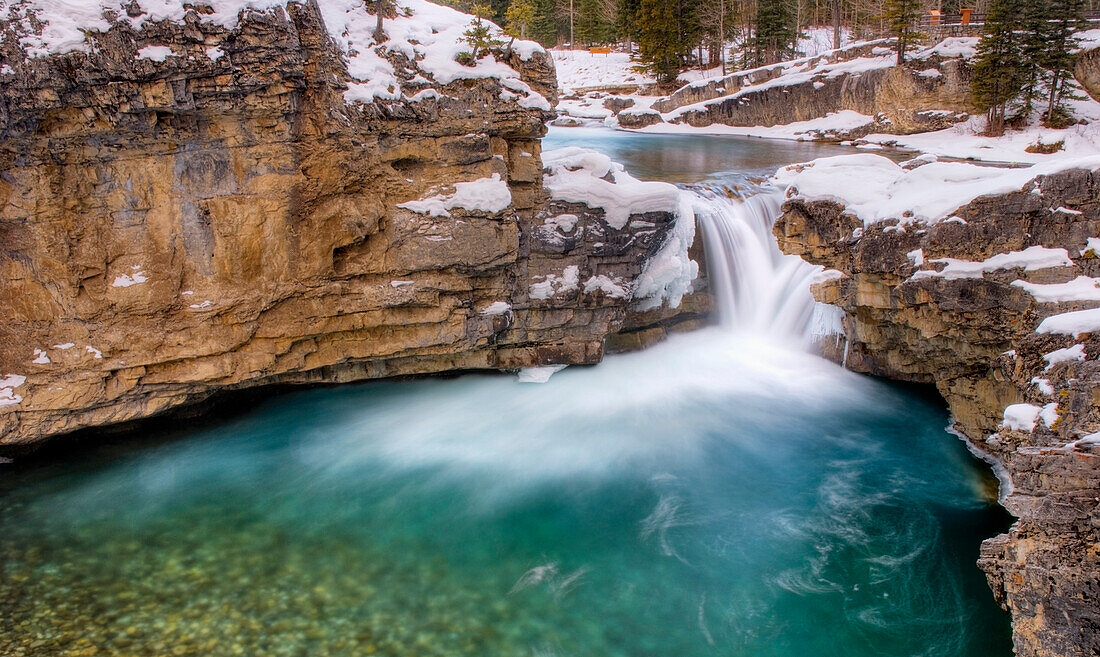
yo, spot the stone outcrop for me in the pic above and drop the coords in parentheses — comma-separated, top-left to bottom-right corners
(1076, 47, 1100, 103)
(775, 169, 1100, 657)
(0, 1, 689, 445)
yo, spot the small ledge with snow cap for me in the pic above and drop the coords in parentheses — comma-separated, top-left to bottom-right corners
(542, 147, 698, 311)
(911, 246, 1075, 281)
(398, 174, 512, 218)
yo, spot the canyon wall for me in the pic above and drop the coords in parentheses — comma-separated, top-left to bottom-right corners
(0, 0, 693, 445)
(775, 167, 1100, 657)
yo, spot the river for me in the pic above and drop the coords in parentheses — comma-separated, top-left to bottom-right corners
(0, 128, 1012, 657)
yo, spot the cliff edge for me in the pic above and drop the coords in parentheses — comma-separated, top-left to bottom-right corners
(774, 153, 1100, 657)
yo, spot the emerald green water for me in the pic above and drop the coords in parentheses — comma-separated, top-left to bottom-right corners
(0, 331, 1011, 657)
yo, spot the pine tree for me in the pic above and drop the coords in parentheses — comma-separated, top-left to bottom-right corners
(637, 0, 682, 80)
(1040, 0, 1089, 126)
(752, 0, 796, 65)
(505, 0, 537, 40)
(882, 0, 921, 64)
(970, 0, 1029, 136)
(459, 4, 503, 63)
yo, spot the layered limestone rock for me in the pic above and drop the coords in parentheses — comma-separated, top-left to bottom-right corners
(775, 168, 1100, 657)
(0, 0, 693, 445)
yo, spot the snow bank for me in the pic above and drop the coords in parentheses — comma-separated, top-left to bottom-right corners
(551, 50, 654, 94)
(638, 110, 874, 141)
(1012, 276, 1100, 303)
(1043, 343, 1087, 371)
(398, 174, 512, 217)
(1002, 403, 1042, 432)
(1037, 307, 1100, 337)
(774, 153, 1100, 225)
(912, 247, 1074, 281)
(914, 37, 978, 61)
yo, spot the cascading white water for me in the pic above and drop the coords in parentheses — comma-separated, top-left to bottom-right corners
(690, 188, 844, 344)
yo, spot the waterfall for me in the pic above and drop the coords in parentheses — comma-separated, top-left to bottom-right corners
(690, 188, 844, 344)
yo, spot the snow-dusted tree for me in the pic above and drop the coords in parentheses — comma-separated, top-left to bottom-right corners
(882, 0, 921, 64)
(970, 0, 1029, 136)
(1038, 0, 1089, 126)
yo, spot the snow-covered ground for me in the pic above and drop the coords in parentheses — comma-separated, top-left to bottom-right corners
(551, 50, 656, 95)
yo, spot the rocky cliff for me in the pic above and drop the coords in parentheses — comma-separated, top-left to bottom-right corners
(775, 160, 1100, 657)
(0, 0, 694, 445)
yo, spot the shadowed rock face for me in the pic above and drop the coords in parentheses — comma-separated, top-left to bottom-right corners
(0, 2, 688, 445)
(1076, 48, 1100, 103)
(775, 169, 1100, 657)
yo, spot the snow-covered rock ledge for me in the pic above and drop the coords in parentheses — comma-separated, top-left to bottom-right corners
(774, 155, 1100, 657)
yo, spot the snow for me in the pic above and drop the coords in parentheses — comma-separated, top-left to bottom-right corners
(1012, 276, 1100, 303)
(775, 153, 1100, 226)
(398, 174, 512, 218)
(906, 248, 924, 267)
(860, 117, 1100, 165)
(1039, 402, 1059, 428)
(31, 348, 50, 364)
(914, 37, 978, 61)
(52, 342, 74, 349)
(1037, 307, 1100, 337)
(1002, 403, 1042, 432)
(529, 266, 580, 300)
(136, 45, 173, 61)
(205, 46, 225, 61)
(480, 301, 511, 315)
(516, 364, 567, 383)
(1082, 237, 1100, 257)
(551, 50, 654, 95)
(111, 270, 149, 287)
(911, 247, 1074, 281)
(189, 300, 213, 309)
(86, 345, 103, 359)
(1043, 343, 1087, 371)
(583, 274, 630, 299)
(390, 280, 414, 287)
(0, 374, 27, 408)
(1031, 377, 1055, 395)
